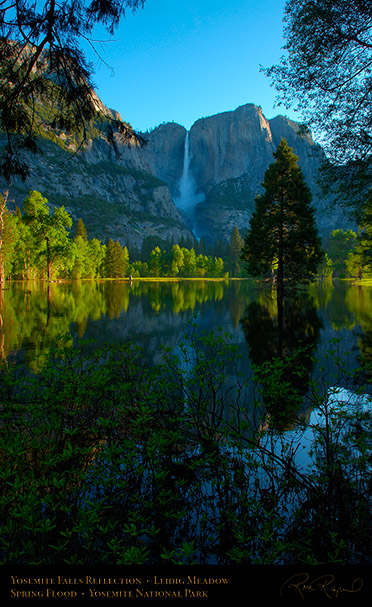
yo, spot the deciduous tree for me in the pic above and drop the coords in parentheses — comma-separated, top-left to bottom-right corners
(264, 0, 372, 164)
(148, 246, 162, 277)
(0, 192, 18, 281)
(349, 189, 372, 278)
(22, 190, 73, 279)
(326, 229, 357, 277)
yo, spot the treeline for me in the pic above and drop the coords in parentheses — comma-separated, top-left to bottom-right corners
(1, 190, 246, 281)
(298, 228, 372, 280)
(320, 200, 372, 280)
(135, 224, 246, 278)
(4, 189, 372, 283)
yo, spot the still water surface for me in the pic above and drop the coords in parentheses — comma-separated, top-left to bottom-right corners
(3, 279, 372, 564)
(2, 278, 369, 377)
(3, 277, 372, 470)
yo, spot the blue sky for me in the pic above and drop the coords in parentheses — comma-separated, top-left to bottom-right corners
(88, 0, 294, 132)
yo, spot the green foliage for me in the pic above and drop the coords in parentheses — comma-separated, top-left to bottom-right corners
(241, 139, 323, 292)
(105, 239, 129, 279)
(148, 245, 163, 277)
(317, 252, 334, 280)
(0, 194, 19, 280)
(264, 0, 372, 165)
(325, 229, 357, 278)
(351, 189, 372, 278)
(18, 191, 73, 279)
(144, 245, 226, 279)
(4, 190, 229, 280)
(323, 191, 372, 280)
(229, 226, 244, 277)
(75, 218, 88, 241)
(0, 1, 146, 180)
(1, 328, 372, 565)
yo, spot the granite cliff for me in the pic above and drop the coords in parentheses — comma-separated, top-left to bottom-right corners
(144, 104, 352, 242)
(143, 122, 187, 199)
(2, 101, 352, 249)
(2, 116, 193, 250)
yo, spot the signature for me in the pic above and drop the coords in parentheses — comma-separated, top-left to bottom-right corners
(280, 572, 363, 600)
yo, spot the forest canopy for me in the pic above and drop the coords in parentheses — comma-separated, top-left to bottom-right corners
(1, 190, 229, 281)
(265, 0, 372, 165)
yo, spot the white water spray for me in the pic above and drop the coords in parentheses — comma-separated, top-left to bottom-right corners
(175, 131, 204, 214)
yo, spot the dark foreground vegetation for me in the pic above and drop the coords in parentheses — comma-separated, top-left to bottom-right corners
(1, 326, 372, 566)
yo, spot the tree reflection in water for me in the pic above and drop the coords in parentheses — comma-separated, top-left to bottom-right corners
(2, 281, 372, 566)
(241, 289, 322, 432)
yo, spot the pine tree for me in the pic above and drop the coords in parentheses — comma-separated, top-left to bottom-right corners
(229, 226, 244, 276)
(105, 239, 128, 278)
(241, 139, 322, 295)
(75, 218, 88, 241)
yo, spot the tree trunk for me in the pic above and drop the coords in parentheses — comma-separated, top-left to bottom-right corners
(277, 194, 285, 299)
(0, 191, 8, 283)
(46, 236, 51, 280)
(277, 288, 284, 359)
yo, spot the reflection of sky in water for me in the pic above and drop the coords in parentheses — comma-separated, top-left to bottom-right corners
(284, 386, 372, 472)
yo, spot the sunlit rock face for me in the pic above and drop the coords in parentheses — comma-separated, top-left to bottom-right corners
(146, 104, 352, 242)
(3, 96, 352, 250)
(191, 106, 333, 242)
(189, 104, 274, 192)
(2, 124, 193, 250)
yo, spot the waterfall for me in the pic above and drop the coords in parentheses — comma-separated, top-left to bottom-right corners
(175, 131, 203, 214)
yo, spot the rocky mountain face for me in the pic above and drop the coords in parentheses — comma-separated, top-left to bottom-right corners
(143, 122, 187, 199)
(2, 121, 193, 251)
(3, 101, 352, 250)
(189, 104, 274, 190)
(144, 104, 353, 242)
